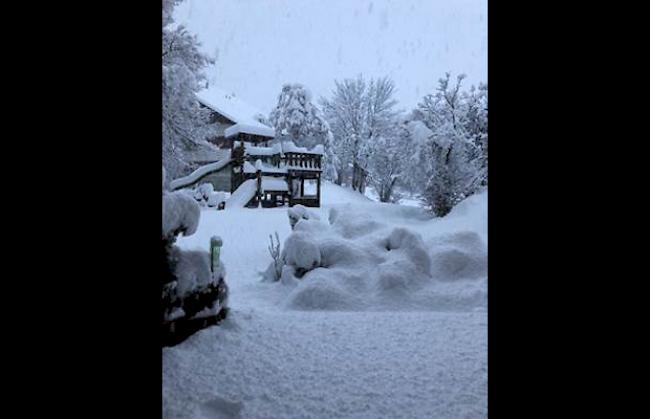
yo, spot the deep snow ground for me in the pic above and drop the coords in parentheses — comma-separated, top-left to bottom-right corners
(166, 182, 487, 418)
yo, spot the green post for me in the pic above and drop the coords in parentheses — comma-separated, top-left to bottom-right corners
(210, 236, 223, 273)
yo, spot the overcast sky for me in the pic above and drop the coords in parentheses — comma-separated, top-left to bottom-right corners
(174, 0, 487, 114)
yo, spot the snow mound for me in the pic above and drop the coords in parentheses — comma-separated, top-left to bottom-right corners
(285, 271, 364, 311)
(282, 232, 321, 272)
(207, 191, 226, 207)
(198, 183, 214, 197)
(287, 204, 320, 229)
(163, 191, 200, 237)
(264, 194, 487, 312)
(430, 231, 487, 281)
(335, 216, 383, 239)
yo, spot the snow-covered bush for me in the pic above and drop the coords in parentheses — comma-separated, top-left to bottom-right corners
(163, 191, 200, 238)
(287, 204, 320, 229)
(162, 188, 228, 345)
(282, 232, 321, 277)
(207, 191, 226, 208)
(411, 73, 487, 216)
(262, 201, 487, 312)
(429, 231, 487, 281)
(192, 183, 226, 208)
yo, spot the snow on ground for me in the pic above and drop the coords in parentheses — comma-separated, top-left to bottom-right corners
(166, 182, 487, 418)
(363, 185, 423, 208)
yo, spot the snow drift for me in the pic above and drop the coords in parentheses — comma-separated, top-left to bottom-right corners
(265, 191, 487, 312)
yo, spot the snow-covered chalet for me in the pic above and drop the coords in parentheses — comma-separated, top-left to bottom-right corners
(170, 86, 324, 208)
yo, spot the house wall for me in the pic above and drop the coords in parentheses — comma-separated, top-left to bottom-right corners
(203, 107, 236, 149)
(200, 167, 232, 192)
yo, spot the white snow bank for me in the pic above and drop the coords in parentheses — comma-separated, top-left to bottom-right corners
(170, 156, 232, 190)
(429, 231, 487, 281)
(270, 191, 487, 312)
(226, 179, 257, 208)
(163, 191, 200, 237)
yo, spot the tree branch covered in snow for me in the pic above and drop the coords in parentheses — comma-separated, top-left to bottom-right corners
(321, 75, 401, 196)
(268, 83, 338, 180)
(406, 73, 487, 216)
(162, 0, 217, 179)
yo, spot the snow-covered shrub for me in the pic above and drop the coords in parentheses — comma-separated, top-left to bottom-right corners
(287, 204, 320, 229)
(263, 200, 486, 312)
(207, 191, 226, 208)
(162, 189, 228, 345)
(385, 228, 432, 276)
(282, 232, 321, 277)
(192, 183, 214, 206)
(163, 191, 200, 238)
(191, 184, 226, 208)
(193, 188, 204, 203)
(429, 231, 487, 281)
(198, 183, 214, 198)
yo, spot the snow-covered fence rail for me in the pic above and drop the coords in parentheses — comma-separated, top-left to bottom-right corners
(170, 157, 232, 190)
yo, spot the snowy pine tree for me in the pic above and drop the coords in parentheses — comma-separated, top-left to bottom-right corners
(268, 83, 338, 180)
(162, 0, 216, 179)
(269, 83, 331, 149)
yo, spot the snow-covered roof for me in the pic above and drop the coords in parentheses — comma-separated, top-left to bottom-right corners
(225, 123, 275, 139)
(261, 177, 288, 192)
(236, 140, 324, 156)
(245, 143, 282, 156)
(196, 86, 275, 139)
(281, 141, 324, 155)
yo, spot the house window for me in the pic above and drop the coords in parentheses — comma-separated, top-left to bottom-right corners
(302, 179, 318, 197)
